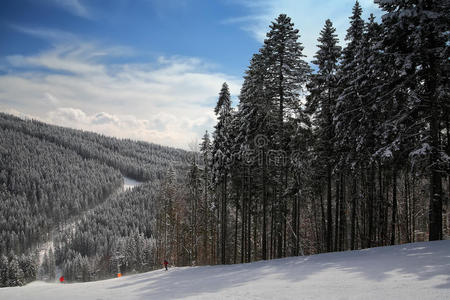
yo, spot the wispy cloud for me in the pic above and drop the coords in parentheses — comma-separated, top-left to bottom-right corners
(47, 0, 91, 19)
(9, 25, 79, 43)
(226, 0, 383, 60)
(0, 33, 241, 149)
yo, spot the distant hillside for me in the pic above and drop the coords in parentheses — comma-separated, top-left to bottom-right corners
(0, 112, 192, 286)
(0, 113, 191, 181)
(0, 126, 122, 256)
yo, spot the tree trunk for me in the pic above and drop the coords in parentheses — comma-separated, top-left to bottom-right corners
(221, 175, 228, 264)
(428, 55, 443, 241)
(247, 194, 252, 262)
(262, 149, 268, 260)
(391, 165, 397, 245)
(334, 177, 340, 251)
(351, 176, 357, 250)
(320, 192, 326, 252)
(234, 198, 238, 264)
(339, 173, 346, 251)
(293, 192, 299, 255)
(429, 117, 443, 240)
(326, 166, 333, 252)
(405, 171, 411, 243)
(368, 166, 375, 248)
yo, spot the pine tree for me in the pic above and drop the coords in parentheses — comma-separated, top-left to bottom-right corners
(212, 82, 233, 264)
(199, 131, 213, 264)
(19, 254, 37, 284)
(7, 255, 24, 286)
(237, 51, 274, 260)
(332, 1, 366, 250)
(263, 13, 310, 258)
(334, 0, 365, 165)
(306, 18, 341, 253)
(0, 255, 8, 287)
(188, 156, 201, 264)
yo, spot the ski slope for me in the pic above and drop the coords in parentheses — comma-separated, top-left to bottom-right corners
(2, 240, 449, 300)
(123, 176, 143, 191)
(37, 176, 142, 279)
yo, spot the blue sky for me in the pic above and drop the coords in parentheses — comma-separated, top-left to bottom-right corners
(0, 0, 382, 149)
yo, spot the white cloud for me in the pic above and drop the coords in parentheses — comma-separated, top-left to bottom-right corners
(48, 107, 91, 124)
(9, 25, 79, 43)
(42, 107, 216, 148)
(0, 40, 241, 149)
(226, 0, 383, 60)
(47, 0, 91, 19)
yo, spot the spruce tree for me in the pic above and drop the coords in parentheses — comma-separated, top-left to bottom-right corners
(333, 1, 366, 249)
(237, 52, 275, 260)
(263, 14, 310, 148)
(212, 82, 233, 264)
(306, 19, 341, 253)
(334, 0, 365, 165)
(7, 255, 24, 286)
(0, 255, 8, 287)
(199, 131, 212, 264)
(263, 13, 310, 258)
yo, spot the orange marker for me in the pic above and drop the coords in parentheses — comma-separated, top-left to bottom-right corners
(117, 273, 122, 278)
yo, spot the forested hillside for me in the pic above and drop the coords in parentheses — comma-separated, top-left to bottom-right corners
(0, 127, 122, 256)
(54, 182, 159, 281)
(0, 113, 191, 286)
(0, 113, 189, 181)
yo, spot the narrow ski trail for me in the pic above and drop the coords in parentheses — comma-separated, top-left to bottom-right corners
(37, 176, 143, 280)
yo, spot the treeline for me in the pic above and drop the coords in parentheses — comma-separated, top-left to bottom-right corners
(157, 0, 449, 266)
(0, 113, 190, 181)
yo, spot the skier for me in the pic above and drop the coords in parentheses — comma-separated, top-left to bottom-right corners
(163, 259, 169, 271)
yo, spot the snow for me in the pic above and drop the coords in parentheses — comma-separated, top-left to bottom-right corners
(123, 176, 142, 191)
(2, 240, 449, 300)
(410, 143, 431, 158)
(38, 240, 54, 267)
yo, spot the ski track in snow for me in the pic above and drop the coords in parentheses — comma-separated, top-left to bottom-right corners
(4, 240, 450, 300)
(37, 176, 143, 281)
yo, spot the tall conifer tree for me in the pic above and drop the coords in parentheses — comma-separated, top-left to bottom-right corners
(306, 19, 341, 253)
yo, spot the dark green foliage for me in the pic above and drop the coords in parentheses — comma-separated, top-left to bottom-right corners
(0, 127, 122, 256)
(7, 255, 24, 287)
(0, 255, 8, 287)
(306, 18, 341, 252)
(374, 0, 450, 240)
(19, 253, 38, 284)
(0, 113, 189, 182)
(55, 183, 158, 281)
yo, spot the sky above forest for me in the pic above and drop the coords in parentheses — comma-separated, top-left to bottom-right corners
(0, 0, 382, 149)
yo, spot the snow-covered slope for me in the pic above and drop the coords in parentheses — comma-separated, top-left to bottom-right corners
(2, 240, 449, 300)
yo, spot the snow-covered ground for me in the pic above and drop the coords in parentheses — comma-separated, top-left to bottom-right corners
(3, 240, 449, 300)
(123, 176, 142, 191)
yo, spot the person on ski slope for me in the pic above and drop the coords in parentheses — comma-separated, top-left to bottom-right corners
(163, 259, 169, 271)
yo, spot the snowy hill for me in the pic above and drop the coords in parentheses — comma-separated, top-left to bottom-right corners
(1, 240, 449, 300)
